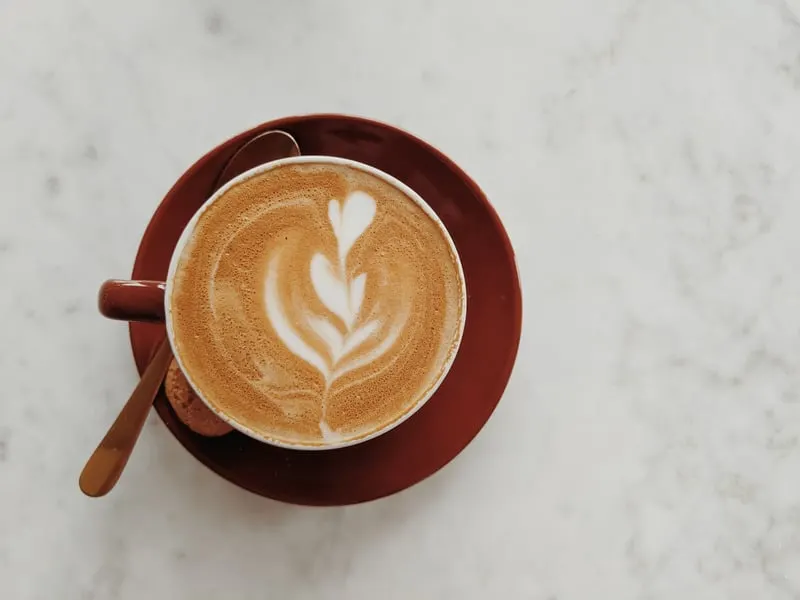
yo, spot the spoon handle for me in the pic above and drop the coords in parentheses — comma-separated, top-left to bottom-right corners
(79, 338, 173, 497)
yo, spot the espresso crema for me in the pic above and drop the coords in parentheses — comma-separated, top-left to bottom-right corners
(168, 160, 465, 446)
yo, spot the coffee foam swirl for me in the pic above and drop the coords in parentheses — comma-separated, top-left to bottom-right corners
(169, 161, 464, 446)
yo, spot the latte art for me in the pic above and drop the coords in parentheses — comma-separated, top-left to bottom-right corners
(267, 191, 391, 380)
(169, 160, 465, 446)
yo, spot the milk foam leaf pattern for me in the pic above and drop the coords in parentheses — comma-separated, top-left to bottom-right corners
(349, 273, 367, 322)
(328, 200, 341, 240)
(264, 190, 398, 390)
(310, 253, 350, 325)
(333, 191, 376, 262)
(307, 191, 380, 371)
(307, 316, 344, 362)
(265, 254, 328, 377)
(340, 319, 379, 358)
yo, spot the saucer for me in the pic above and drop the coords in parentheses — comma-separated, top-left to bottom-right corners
(129, 115, 522, 505)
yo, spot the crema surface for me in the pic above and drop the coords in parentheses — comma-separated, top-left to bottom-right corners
(169, 161, 465, 446)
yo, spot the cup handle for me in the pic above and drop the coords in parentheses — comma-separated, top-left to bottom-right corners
(98, 279, 166, 322)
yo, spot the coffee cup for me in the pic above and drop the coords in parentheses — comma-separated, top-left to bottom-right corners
(101, 156, 467, 450)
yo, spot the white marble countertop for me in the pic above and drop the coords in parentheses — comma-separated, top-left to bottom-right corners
(3, 0, 800, 597)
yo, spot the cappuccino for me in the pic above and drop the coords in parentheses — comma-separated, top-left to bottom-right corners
(168, 159, 465, 446)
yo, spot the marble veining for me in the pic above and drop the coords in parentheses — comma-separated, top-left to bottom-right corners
(1, 0, 800, 598)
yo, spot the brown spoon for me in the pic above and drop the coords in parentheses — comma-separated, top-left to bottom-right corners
(79, 338, 173, 496)
(79, 130, 301, 497)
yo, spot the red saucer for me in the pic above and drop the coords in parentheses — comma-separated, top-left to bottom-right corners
(129, 115, 522, 505)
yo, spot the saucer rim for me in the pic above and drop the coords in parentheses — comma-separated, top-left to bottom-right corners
(128, 113, 522, 505)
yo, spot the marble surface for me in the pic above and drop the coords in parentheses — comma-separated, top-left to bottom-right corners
(2, 0, 800, 597)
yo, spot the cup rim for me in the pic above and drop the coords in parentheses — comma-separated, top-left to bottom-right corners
(164, 155, 468, 450)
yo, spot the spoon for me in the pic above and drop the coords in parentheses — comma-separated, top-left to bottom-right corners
(79, 130, 301, 497)
(214, 130, 300, 186)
